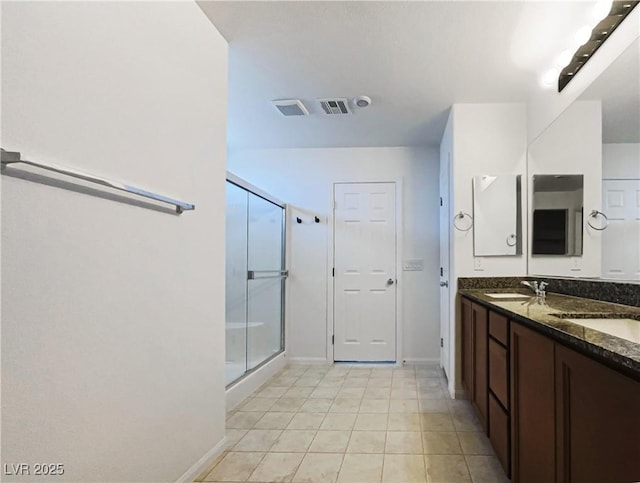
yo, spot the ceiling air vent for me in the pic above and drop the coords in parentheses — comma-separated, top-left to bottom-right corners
(271, 99, 309, 116)
(318, 98, 352, 115)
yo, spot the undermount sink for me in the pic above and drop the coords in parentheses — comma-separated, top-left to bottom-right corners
(485, 293, 531, 299)
(555, 314, 640, 344)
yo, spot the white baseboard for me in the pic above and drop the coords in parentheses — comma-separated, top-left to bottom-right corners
(226, 352, 287, 412)
(176, 436, 228, 483)
(286, 357, 331, 365)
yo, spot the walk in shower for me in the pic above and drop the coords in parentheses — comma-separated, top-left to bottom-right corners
(225, 174, 286, 386)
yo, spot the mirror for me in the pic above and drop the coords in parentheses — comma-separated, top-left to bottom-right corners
(527, 37, 639, 281)
(532, 175, 584, 256)
(473, 175, 522, 256)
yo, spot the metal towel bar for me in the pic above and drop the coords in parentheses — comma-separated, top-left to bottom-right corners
(1, 149, 195, 213)
(248, 270, 289, 280)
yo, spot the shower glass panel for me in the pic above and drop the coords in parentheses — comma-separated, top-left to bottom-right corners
(247, 193, 285, 370)
(225, 182, 248, 385)
(225, 177, 285, 386)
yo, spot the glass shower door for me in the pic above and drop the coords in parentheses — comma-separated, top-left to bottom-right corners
(246, 193, 285, 370)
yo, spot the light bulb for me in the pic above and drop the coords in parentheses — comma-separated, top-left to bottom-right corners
(574, 25, 593, 46)
(592, 0, 612, 21)
(555, 49, 573, 68)
(540, 68, 559, 88)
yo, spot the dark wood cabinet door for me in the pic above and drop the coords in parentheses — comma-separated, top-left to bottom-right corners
(489, 311, 509, 346)
(489, 338, 509, 409)
(472, 302, 488, 431)
(555, 344, 640, 483)
(461, 297, 473, 396)
(489, 392, 510, 477)
(510, 322, 555, 483)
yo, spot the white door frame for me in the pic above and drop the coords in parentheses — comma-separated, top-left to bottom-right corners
(326, 178, 404, 365)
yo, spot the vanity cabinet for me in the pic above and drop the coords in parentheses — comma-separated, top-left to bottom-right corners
(510, 322, 555, 483)
(460, 297, 488, 431)
(555, 344, 640, 483)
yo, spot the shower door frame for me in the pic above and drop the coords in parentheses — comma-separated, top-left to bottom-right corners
(225, 172, 287, 388)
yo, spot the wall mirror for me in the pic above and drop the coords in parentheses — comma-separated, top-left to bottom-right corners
(473, 174, 522, 256)
(531, 175, 584, 256)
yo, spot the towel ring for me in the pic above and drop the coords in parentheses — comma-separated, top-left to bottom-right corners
(506, 234, 517, 247)
(587, 210, 609, 231)
(453, 211, 473, 231)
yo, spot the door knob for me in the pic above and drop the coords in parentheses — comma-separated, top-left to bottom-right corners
(440, 281, 449, 287)
(387, 278, 395, 285)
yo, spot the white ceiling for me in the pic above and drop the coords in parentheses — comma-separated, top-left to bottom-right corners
(580, 38, 640, 143)
(198, 1, 600, 149)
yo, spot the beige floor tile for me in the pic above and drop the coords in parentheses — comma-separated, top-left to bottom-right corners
(309, 430, 351, 453)
(284, 386, 314, 398)
(464, 455, 509, 483)
(458, 431, 495, 455)
(416, 378, 442, 390)
(238, 398, 277, 412)
(418, 388, 446, 400)
(270, 398, 307, 412)
(381, 454, 426, 482)
(330, 398, 362, 413)
(421, 413, 455, 431)
(270, 430, 317, 453)
(337, 453, 384, 483)
(422, 432, 462, 455)
(354, 413, 388, 430)
(367, 379, 392, 388)
(255, 386, 288, 398)
(292, 453, 344, 483)
(310, 387, 341, 399)
(271, 376, 299, 387)
(337, 387, 365, 399)
(425, 454, 471, 482)
(344, 377, 369, 387)
(451, 408, 483, 432)
(418, 399, 449, 413)
(287, 412, 326, 430)
(294, 376, 322, 387)
(391, 381, 417, 390)
(387, 413, 421, 431)
(233, 429, 282, 452)
(320, 413, 357, 430)
(364, 387, 391, 399)
(347, 430, 386, 453)
(384, 431, 423, 454)
(227, 412, 264, 429)
(389, 399, 419, 413)
(203, 452, 265, 482)
(359, 399, 390, 413)
(196, 451, 229, 482)
(299, 398, 333, 412)
(225, 429, 250, 449)
(390, 389, 418, 400)
(254, 412, 296, 430)
(248, 452, 304, 482)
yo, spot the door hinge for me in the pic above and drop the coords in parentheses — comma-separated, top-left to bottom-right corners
(440, 338, 444, 348)
(440, 197, 443, 206)
(332, 267, 335, 277)
(440, 267, 443, 276)
(332, 335, 335, 345)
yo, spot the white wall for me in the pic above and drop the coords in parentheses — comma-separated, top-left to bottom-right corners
(527, 6, 639, 142)
(228, 147, 440, 364)
(1, 2, 228, 482)
(603, 143, 640, 179)
(528, 101, 602, 277)
(442, 103, 528, 397)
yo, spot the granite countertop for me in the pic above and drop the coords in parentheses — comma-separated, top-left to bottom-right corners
(459, 289, 640, 380)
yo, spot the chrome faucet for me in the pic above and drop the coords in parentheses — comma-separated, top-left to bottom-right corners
(521, 280, 548, 298)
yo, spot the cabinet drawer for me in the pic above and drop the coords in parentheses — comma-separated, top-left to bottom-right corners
(489, 393, 511, 477)
(489, 338, 509, 409)
(489, 311, 509, 346)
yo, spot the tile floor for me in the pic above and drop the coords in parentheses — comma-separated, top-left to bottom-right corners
(195, 363, 510, 483)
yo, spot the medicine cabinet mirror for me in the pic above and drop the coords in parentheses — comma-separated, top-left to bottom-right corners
(531, 174, 584, 256)
(473, 174, 522, 256)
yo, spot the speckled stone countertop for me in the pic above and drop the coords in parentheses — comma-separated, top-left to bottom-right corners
(459, 289, 640, 380)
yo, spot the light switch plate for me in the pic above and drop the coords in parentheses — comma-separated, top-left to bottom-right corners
(403, 258, 424, 271)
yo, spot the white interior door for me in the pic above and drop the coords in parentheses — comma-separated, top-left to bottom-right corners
(439, 154, 451, 378)
(333, 182, 397, 362)
(602, 179, 640, 280)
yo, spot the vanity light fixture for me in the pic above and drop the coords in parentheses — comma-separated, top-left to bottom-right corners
(552, 0, 639, 92)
